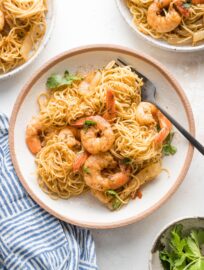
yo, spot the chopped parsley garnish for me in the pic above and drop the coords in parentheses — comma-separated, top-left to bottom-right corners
(122, 157, 132, 165)
(112, 199, 122, 210)
(106, 190, 118, 196)
(84, 120, 96, 127)
(46, 70, 81, 89)
(105, 189, 127, 210)
(162, 132, 177, 156)
(183, 2, 191, 8)
(83, 166, 90, 174)
(83, 120, 97, 132)
(160, 225, 204, 270)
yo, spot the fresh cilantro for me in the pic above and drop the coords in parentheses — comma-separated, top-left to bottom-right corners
(83, 120, 97, 132)
(105, 189, 127, 210)
(83, 166, 90, 174)
(183, 2, 191, 8)
(159, 225, 204, 270)
(122, 157, 132, 165)
(84, 120, 96, 127)
(162, 132, 177, 156)
(46, 70, 81, 89)
(105, 190, 118, 196)
(112, 199, 121, 210)
(157, 124, 161, 132)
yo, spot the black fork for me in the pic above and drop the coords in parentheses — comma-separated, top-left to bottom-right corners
(117, 58, 204, 155)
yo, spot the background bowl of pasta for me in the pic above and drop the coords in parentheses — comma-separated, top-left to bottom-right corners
(0, 0, 55, 80)
(116, 0, 204, 52)
(9, 45, 194, 228)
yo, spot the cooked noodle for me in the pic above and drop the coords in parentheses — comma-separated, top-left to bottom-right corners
(26, 61, 174, 210)
(0, 0, 47, 73)
(126, 0, 204, 45)
(36, 135, 87, 199)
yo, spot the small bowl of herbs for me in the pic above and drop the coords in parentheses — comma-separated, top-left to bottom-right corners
(149, 217, 204, 270)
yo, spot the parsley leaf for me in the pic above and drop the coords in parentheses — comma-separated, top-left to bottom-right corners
(186, 236, 201, 259)
(170, 225, 186, 254)
(159, 225, 204, 270)
(83, 166, 90, 174)
(122, 157, 132, 164)
(187, 259, 204, 270)
(162, 132, 177, 156)
(105, 189, 127, 210)
(83, 120, 97, 132)
(183, 3, 191, 8)
(105, 190, 118, 196)
(46, 70, 81, 89)
(112, 199, 121, 210)
(159, 250, 175, 269)
(84, 120, 96, 127)
(196, 230, 204, 245)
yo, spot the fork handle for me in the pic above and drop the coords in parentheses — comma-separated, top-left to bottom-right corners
(154, 103, 204, 155)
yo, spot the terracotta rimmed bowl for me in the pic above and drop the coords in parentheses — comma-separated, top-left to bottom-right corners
(9, 45, 194, 229)
(115, 0, 204, 53)
(0, 0, 56, 81)
(149, 217, 204, 269)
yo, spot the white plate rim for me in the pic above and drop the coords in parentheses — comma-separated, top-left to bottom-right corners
(9, 44, 195, 229)
(0, 0, 56, 81)
(115, 0, 204, 53)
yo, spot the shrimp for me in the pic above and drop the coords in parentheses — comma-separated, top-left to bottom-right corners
(135, 102, 157, 126)
(72, 151, 89, 172)
(80, 115, 115, 154)
(103, 89, 116, 121)
(147, 0, 182, 33)
(70, 117, 89, 128)
(135, 102, 172, 144)
(83, 153, 130, 191)
(26, 119, 80, 155)
(26, 118, 43, 154)
(78, 71, 101, 94)
(154, 110, 172, 143)
(58, 127, 80, 148)
(174, 0, 190, 17)
(0, 10, 5, 32)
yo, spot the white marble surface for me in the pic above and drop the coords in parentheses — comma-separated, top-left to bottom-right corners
(0, 0, 204, 269)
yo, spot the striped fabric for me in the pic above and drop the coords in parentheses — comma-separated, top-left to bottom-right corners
(0, 114, 98, 270)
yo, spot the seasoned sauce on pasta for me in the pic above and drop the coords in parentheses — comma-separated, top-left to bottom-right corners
(25, 61, 176, 210)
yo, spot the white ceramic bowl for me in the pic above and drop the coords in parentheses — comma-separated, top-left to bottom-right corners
(115, 0, 204, 52)
(149, 217, 204, 270)
(9, 45, 194, 229)
(0, 0, 56, 81)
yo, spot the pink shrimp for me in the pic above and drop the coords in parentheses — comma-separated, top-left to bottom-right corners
(103, 89, 116, 121)
(78, 71, 101, 94)
(83, 153, 130, 191)
(135, 102, 172, 144)
(72, 151, 89, 172)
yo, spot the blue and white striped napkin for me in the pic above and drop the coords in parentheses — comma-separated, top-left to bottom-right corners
(0, 114, 98, 270)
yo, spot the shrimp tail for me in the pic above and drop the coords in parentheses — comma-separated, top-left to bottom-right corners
(70, 117, 90, 128)
(154, 111, 172, 143)
(78, 71, 101, 94)
(103, 89, 116, 121)
(174, 0, 190, 17)
(26, 136, 41, 154)
(72, 151, 89, 172)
